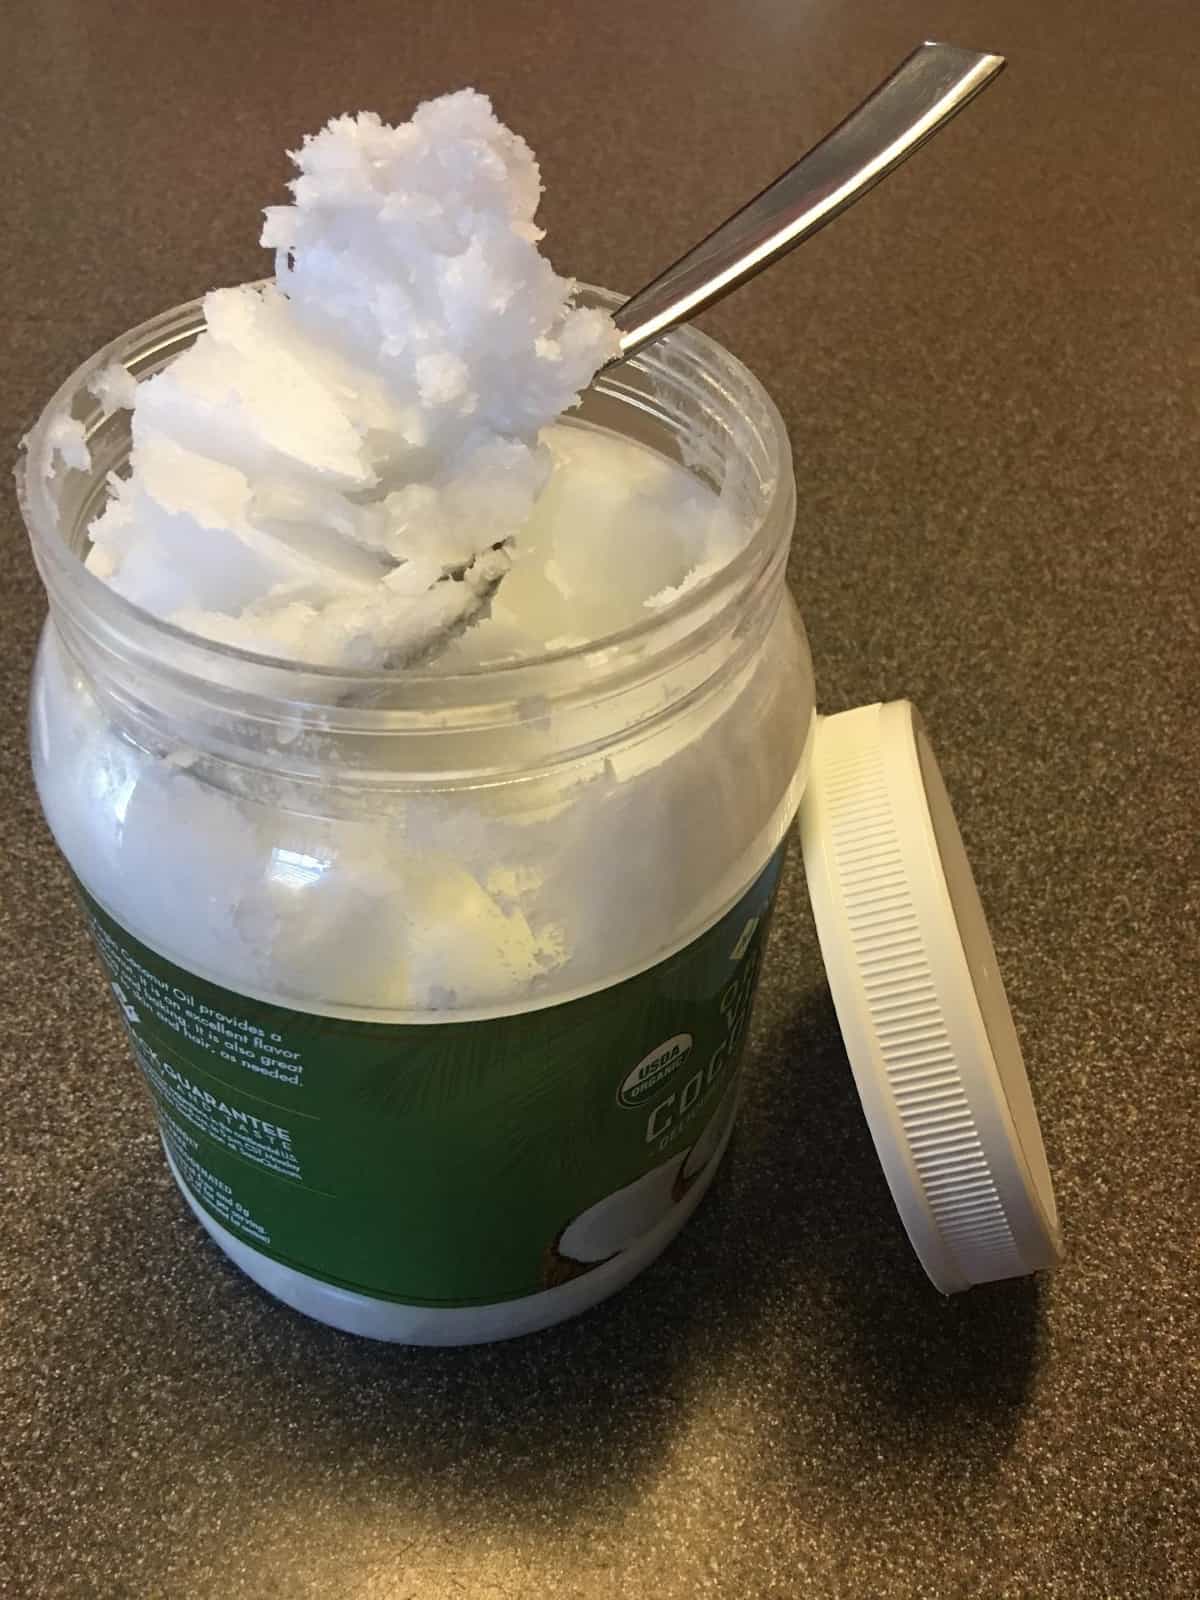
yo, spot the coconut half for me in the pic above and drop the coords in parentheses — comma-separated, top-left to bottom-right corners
(542, 1150, 686, 1288)
(542, 1083, 742, 1289)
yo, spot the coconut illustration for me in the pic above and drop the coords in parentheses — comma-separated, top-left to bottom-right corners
(542, 1082, 741, 1289)
(542, 1150, 687, 1288)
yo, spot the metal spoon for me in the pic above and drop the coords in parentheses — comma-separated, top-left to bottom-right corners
(415, 40, 1004, 666)
(609, 41, 1004, 363)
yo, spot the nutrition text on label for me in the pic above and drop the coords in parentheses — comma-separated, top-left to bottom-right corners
(85, 911, 307, 1087)
(133, 1038, 303, 1184)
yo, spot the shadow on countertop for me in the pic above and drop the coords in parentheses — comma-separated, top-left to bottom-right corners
(745, 981, 1044, 1428)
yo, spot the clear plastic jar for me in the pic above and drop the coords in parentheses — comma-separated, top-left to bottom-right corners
(19, 288, 815, 1342)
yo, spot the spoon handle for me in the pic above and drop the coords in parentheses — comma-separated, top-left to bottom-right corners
(610, 41, 1004, 362)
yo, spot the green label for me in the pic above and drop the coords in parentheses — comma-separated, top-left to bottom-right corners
(77, 848, 784, 1307)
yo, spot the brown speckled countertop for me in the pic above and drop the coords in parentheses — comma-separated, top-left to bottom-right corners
(2, 2, 1197, 1596)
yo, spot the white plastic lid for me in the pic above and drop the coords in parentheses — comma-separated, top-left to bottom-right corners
(799, 701, 1062, 1292)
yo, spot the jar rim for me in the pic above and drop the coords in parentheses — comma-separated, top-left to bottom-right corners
(18, 283, 794, 718)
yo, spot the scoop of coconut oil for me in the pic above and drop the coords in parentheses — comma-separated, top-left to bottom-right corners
(30, 93, 799, 1016)
(82, 92, 622, 669)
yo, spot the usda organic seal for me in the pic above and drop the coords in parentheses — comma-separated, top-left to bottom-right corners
(616, 1034, 693, 1109)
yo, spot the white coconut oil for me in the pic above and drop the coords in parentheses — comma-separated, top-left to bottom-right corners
(19, 100, 815, 1342)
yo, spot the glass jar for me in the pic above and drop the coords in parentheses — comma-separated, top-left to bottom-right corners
(19, 288, 815, 1343)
